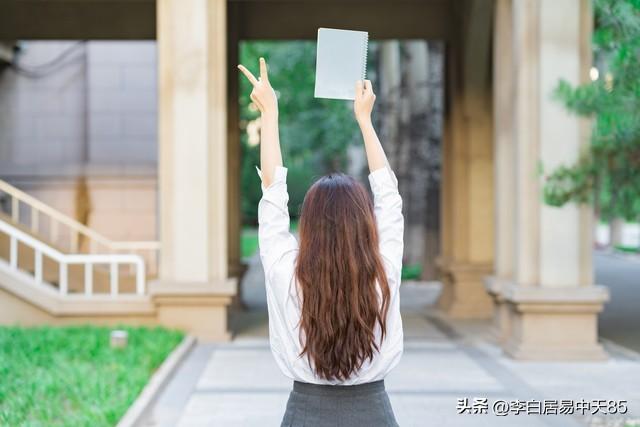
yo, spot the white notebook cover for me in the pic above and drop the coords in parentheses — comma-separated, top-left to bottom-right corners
(314, 27, 369, 100)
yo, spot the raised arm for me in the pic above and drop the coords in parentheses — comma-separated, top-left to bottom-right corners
(354, 80, 388, 173)
(354, 80, 404, 283)
(238, 57, 281, 187)
(238, 58, 298, 299)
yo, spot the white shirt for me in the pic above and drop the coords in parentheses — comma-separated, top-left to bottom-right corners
(256, 164, 404, 385)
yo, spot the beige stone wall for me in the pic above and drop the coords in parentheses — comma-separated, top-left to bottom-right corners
(0, 282, 232, 341)
(86, 177, 157, 242)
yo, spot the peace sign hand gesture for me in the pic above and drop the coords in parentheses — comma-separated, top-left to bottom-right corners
(238, 57, 278, 117)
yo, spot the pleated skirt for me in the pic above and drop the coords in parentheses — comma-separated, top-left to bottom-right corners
(280, 379, 399, 427)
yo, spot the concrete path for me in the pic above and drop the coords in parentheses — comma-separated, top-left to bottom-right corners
(138, 255, 640, 427)
(596, 251, 640, 354)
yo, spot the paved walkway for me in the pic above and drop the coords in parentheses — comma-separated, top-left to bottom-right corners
(138, 255, 640, 427)
(596, 251, 640, 354)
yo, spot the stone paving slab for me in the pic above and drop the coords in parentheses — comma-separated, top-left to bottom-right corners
(195, 345, 291, 391)
(176, 393, 289, 427)
(390, 394, 551, 427)
(386, 346, 504, 394)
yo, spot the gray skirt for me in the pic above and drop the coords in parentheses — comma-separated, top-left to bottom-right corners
(280, 379, 399, 427)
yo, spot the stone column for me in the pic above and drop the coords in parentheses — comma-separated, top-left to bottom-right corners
(437, 0, 495, 319)
(227, 2, 244, 281)
(154, 0, 236, 341)
(484, 0, 515, 342)
(499, 0, 609, 360)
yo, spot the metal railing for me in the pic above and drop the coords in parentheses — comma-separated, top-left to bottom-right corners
(0, 179, 159, 275)
(0, 219, 146, 296)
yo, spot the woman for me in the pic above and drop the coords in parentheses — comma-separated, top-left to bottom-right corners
(238, 57, 403, 427)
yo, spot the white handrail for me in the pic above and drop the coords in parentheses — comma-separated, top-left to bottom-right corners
(0, 179, 160, 251)
(0, 179, 159, 274)
(0, 219, 146, 296)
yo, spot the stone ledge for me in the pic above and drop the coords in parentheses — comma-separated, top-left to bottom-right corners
(499, 283, 610, 361)
(483, 275, 511, 343)
(436, 258, 495, 319)
(483, 275, 509, 301)
(0, 265, 156, 316)
(148, 278, 237, 297)
(116, 335, 196, 427)
(148, 278, 237, 342)
(502, 283, 610, 306)
(0, 273, 237, 341)
(437, 257, 493, 280)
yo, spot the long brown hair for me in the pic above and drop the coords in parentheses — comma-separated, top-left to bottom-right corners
(294, 172, 391, 381)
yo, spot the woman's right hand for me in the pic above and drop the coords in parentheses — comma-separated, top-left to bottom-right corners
(238, 57, 278, 117)
(354, 79, 376, 124)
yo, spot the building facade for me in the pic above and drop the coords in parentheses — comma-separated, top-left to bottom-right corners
(0, 0, 608, 359)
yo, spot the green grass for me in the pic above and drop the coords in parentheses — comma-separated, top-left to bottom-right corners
(615, 244, 640, 254)
(401, 263, 423, 281)
(0, 325, 184, 427)
(241, 221, 299, 259)
(241, 227, 259, 259)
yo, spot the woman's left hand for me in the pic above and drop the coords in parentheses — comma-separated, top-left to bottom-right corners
(354, 79, 376, 125)
(238, 57, 278, 117)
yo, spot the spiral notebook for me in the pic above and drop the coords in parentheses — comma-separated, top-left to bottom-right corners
(314, 27, 369, 100)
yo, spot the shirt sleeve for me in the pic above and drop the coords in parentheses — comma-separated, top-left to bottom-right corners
(368, 165, 404, 285)
(256, 165, 299, 285)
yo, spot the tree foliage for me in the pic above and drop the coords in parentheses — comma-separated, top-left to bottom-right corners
(543, 0, 640, 221)
(239, 41, 361, 224)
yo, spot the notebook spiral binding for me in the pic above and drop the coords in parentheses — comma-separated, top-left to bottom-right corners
(362, 33, 369, 80)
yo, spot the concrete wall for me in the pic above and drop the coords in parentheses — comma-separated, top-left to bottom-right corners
(86, 41, 157, 165)
(0, 41, 86, 170)
(0, 40, 157, 172)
